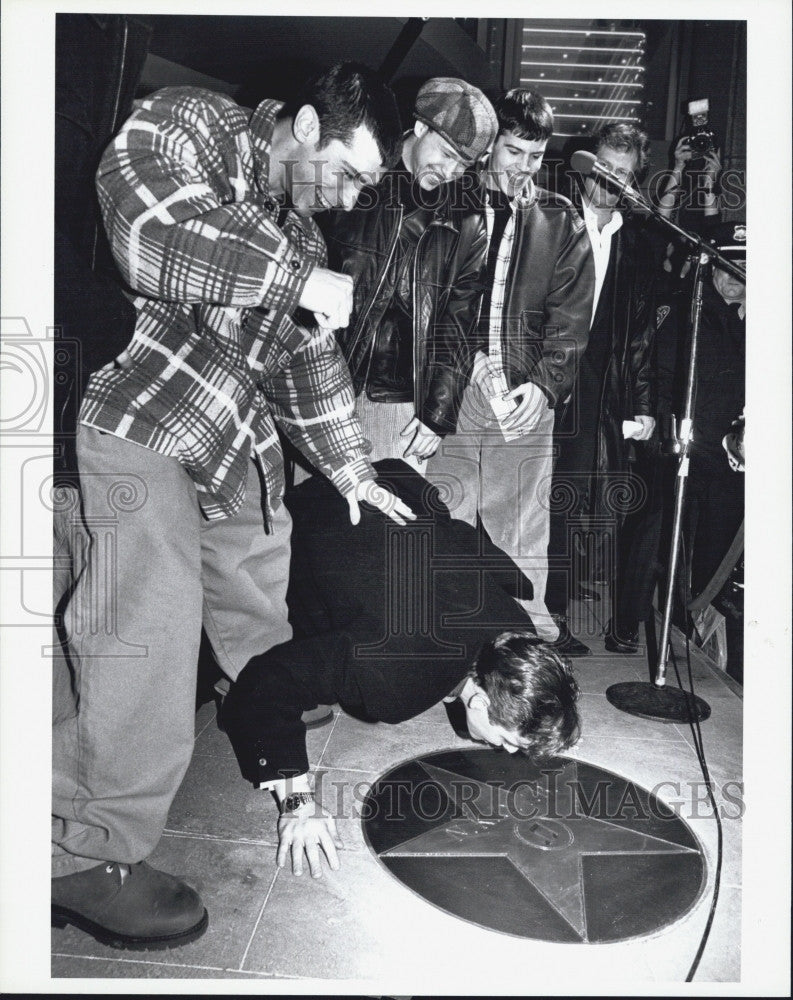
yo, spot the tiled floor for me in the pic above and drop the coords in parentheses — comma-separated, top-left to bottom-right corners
(51, 605, 743, 989)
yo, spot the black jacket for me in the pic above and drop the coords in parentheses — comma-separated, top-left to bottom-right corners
(595, 217, 657, 476)
(657, 282, 745, 476)
(475, 183, 595, 408)
(557, 213, 657, 511)
(322, 171, 488, 435)
(221, 461, 534, 786)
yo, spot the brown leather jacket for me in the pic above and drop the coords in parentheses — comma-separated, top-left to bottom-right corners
(477, 182, 595, 407)
(322, 171, 488, 435)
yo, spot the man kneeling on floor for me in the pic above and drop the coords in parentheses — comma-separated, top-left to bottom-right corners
(221, 461, 581, 877)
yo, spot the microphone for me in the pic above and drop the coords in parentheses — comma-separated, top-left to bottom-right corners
(571, 150, 647, 208)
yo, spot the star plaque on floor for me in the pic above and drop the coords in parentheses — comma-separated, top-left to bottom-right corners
(363, 749, 706, 943)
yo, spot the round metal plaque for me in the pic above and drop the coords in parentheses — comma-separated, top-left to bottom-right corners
(363, 749, 706, 943)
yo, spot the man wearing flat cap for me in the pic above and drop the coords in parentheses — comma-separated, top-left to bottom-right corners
(319, 77, 496, 470)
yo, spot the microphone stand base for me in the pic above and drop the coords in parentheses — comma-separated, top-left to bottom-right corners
(605, 682, 711, 723)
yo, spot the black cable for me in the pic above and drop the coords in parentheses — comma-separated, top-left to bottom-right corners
(664, 529, 725, 982)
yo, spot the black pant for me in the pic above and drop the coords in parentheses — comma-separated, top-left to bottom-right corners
(684, 464, 744, 600)
(611, 446, 669, 638)
(545, 446, 664, 643)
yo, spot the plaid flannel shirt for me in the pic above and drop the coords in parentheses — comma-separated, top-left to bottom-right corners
(81, 87, 374, 522)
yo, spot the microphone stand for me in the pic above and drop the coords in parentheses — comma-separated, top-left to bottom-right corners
(600, 186, 743, 722)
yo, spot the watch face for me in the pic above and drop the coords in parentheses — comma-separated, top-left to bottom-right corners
(282, 791, 314, 813)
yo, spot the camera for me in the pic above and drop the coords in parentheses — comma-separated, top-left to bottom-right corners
(684, 98, 718, 159)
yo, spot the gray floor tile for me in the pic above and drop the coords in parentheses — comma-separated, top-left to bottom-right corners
(569, 733, 711, 784)
(304, 708, 344, 766)
(165, 749, 278, 844)
(570, 655, 645, 693)
(641, 885, 742, 983)
(51, 954, 276, 979)
(319, 700, 471, 772)
(688, 885, 742, 982)
(243, 850, 666, 989)
(192, 708, 235, 757)
(194, 699, 216, 738)
(577, 692, 693, 742)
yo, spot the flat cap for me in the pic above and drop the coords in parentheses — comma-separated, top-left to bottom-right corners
(414, 77, 498, 163)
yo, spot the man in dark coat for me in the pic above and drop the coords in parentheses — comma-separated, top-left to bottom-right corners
(545, 122, 657, 655)
(321, 78, 495, 469)
(221, 461, 581, 878)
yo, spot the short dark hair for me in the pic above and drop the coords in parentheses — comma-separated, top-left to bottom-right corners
(278, 62, 402, 170)
(471, 632, 580, 758)
(494, 88, 554, 142)
(590, 120, 651, 183)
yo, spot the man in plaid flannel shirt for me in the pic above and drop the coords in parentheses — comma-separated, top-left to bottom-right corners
(426, 90, 594, 645)
(52, 63, 413, 950)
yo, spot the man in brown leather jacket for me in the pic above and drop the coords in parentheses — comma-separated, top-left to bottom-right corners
(426, 90, 595, 644)
(322, 78, 496, 470)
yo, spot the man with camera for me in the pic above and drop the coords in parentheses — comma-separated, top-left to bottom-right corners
(656, 98, 725, 283)
(657, 99, 722, 224)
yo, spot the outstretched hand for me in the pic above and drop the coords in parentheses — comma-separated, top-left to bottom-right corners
(277, 801, 343, 878)
(346, 479, 416, 526)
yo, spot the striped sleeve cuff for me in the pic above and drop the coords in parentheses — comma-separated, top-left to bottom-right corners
(260, 247, 313, 316)
(329, 457, 376, 497)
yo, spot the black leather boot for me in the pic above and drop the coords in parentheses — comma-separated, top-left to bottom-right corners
(52, 861, 208, 950)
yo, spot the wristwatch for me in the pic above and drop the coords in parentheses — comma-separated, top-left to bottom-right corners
(279, 791, 315, 814)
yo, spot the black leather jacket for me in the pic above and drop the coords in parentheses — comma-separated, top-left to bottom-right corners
(590, 217, 657, 482)
(554, 211, 658, 521)
(475, 182, 595, 407)
(322, 171, 488, 436)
